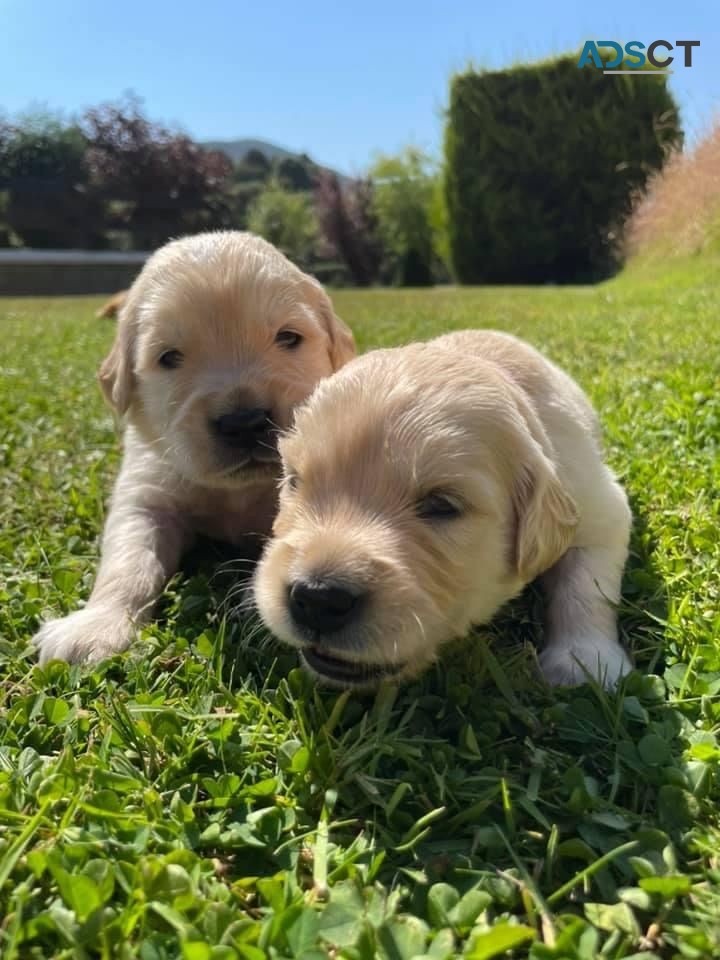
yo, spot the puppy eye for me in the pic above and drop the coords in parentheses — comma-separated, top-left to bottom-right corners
(158, 349, 184, 370)
(282, 472, 299, 492)
(416, 492, 462, 520)
(276, 330, 303, 350)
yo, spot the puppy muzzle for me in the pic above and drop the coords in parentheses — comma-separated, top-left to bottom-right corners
(210, 406, 280, 474)
(284, 575, 405, 686)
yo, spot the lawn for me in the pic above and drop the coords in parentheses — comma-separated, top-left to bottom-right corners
(1, 263, 719, 959)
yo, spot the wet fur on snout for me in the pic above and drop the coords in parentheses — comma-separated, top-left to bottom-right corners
(254, 330, 633, 689)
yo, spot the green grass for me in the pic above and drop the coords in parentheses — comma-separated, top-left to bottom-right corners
(1, 265, 719, 959)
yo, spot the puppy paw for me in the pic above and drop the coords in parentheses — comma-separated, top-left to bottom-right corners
(32, 606, 136, 665)
(539, 635, 632, 690)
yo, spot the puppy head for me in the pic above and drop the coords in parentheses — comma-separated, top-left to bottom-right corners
(98, 231, 355, 490)
(254, 343, 577, 687)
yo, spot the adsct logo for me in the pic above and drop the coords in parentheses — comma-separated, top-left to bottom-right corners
(577, 40, 700, 74)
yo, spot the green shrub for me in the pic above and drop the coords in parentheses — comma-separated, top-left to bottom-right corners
(370, 147, 437, 286)
(0, 113, 104, 249)
(443, 54, 682, 283)
(246, 178, 319, 268)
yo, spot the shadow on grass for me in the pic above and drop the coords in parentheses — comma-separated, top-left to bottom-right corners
(621, 492, 671, 677)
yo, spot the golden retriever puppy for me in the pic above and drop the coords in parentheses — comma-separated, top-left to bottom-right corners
(254, 330, 633, 689)
(33, 231, 355, 664)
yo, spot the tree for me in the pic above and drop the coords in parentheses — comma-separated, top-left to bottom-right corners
(314, 171, 384, 285)
(0, 111, 103, 248)
(234, 148, 271, 184)
(0, 117, 11, 244)
(276, 155, 317, 192)
(246, 178, 319, 267)
(83, 95, 233, 249)
(444, 58, 681, 283)
(369, 147, 437, 286)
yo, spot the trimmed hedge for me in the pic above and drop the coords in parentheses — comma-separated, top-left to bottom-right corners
(444, 54, 682, 283)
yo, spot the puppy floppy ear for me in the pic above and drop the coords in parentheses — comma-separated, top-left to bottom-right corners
(306, 278, 356, 370)
(98, 301, 137, 415)
(513, 441, 578, 582)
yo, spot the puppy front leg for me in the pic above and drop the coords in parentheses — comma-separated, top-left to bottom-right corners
(33, 498, 187, 665)
(539, 482, 633, 689)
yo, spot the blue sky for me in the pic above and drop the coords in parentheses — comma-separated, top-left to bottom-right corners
(1, 0, 718, 173)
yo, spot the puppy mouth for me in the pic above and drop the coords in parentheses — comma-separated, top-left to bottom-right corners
(301, 646, 405, 686)
(221, 452, 279, 477)
(214, 431, 281, 476)
(251, 441, 281, 464)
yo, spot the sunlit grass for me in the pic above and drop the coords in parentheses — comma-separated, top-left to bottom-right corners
(1, 269, 719, 958)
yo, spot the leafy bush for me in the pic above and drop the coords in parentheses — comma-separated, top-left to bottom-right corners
(443, 54, 682, 283)
(315, 171, 384, 285)
(83, 95, 233, 249)
(276, 154, 318, 192)
(246, 178, 319, 268)
(370, 147, 437, 286)
(235, 147, 271, 181)
(0, 112, 103, 248)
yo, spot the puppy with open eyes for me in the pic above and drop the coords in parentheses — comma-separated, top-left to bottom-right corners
(254, 330, 633, 689)
(33, 231, 356, 665)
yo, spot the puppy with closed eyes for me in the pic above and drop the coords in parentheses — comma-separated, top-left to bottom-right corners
(33, 231, 355, 665)
(254, 330, 633, 689)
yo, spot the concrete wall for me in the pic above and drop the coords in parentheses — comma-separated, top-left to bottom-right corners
(0, 251, 149, 296)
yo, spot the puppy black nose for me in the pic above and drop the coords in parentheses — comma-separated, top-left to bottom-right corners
(289, 578, 364, 634)
(212, 408, 271, 444)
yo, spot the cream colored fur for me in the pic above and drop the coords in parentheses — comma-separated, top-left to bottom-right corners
(33, 231, 355, 664)
(254, 330, 632, 689)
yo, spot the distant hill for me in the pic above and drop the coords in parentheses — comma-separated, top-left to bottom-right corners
(202, 138, 345, 181)
(202, 138, 309, 164)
